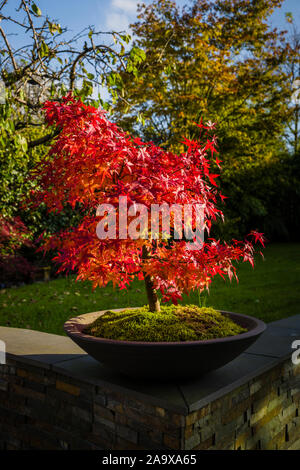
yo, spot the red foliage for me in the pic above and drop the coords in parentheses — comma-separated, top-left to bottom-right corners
(31, 94, 265, 303)
(0, 216, 35, 284)
(0, 216, 32, 253)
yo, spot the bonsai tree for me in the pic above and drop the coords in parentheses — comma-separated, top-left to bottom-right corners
(30, 94, 264, 314)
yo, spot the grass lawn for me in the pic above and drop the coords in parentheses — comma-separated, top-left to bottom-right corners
(0, 243, 299, 336)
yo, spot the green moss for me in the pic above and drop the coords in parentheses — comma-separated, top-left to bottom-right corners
(83, 305, 247, 342)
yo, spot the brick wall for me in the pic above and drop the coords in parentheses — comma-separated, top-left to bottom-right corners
(0, 353, 299, 450)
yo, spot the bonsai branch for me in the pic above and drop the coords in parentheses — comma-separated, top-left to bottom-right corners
(142, 245, 160, 313)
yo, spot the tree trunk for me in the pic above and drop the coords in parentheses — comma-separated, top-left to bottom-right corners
(142, 245, 160, 312)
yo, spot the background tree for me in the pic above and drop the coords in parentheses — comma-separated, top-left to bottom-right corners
(111, 0, 298, 240)
(113, 0, 291, 152)
(0, 0, 145, 224)
(284, 13, 300, 155)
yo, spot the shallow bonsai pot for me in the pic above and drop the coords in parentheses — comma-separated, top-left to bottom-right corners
(64, 309, 266, 380)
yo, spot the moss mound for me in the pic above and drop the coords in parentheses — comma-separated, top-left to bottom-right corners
(83, 305, 247, 342)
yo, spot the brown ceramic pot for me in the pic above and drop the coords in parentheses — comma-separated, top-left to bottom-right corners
(64, 309, 266, 380)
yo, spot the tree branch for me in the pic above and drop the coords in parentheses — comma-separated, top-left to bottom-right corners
(0, 24, 18, 72)
(28, 129, 60, 148)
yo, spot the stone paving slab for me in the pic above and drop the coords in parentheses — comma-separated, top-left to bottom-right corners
(0, 326, 86, 368)
(244, 323, 300, 358)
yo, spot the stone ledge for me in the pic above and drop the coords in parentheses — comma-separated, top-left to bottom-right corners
(0, 314, 299, 414)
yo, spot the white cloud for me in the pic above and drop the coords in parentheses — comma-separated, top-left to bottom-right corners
(112, 0, 138, 13)
(105, 11, 131, 31)
(104, 0, 139, 32)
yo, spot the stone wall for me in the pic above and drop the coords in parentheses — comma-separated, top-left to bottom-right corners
(184, 360, 300, 450)
(0, 314, 300, 450)
(0, 358, 185, 450)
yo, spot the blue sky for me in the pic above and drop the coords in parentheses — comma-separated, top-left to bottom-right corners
(35, 0, 300, 33)
(1, 0, 299, 101)
(2, 0, 300, 39)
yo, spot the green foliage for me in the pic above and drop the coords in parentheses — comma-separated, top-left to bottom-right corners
(113, 0, 292, 154)
(0, 93, 46, 219)
(83, 305, 246, 342)
(0, 90, 78, 242)
(31, 3, 42, 17)
(110, 0, 300, 240)
(212, 152, 300, 241)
